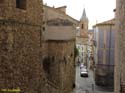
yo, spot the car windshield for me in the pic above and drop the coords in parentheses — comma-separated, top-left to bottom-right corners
(81, 68, 87, 72)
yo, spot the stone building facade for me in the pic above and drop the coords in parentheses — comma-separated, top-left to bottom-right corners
(0, 0, 45, 93)
(87, 29, 94, 70)
(76, 8, 89, 66)
(46, 40, 75, 93)
(0, 1, 78, 93)
(42, 5, 78, 93)
(93, 19, 115, 87)
(115, 0, 125, 93)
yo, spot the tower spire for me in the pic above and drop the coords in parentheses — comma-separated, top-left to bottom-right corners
(80, 8, 88, 21)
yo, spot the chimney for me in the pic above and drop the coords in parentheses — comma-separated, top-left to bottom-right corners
(56, 6, 67, 14)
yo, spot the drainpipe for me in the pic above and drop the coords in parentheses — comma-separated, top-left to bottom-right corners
(108, 24, 112, 86)
(109, 25, 112, 68)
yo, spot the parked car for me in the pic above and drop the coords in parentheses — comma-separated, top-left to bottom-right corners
(80, 68, 88, 77)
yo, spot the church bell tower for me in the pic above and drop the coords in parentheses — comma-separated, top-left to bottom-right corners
(79, 8, 88, 37)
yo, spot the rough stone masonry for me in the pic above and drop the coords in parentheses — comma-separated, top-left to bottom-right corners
(0, 0, 76, 93)
(115, 0, 125, 93)
(0, 0, 45, 93)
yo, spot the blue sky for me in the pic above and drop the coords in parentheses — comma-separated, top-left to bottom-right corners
(43, 0, 116, 29)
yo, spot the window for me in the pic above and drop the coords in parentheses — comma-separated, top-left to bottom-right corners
(82, 24, 84, 29)
(43, 21, 45, 25)
(42, 9, 44, 13)
(16, 0, 26, 10)
(43, 27, 45, 31)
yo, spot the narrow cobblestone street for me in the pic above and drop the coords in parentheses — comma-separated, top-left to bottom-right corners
(72, 66, 114, 93)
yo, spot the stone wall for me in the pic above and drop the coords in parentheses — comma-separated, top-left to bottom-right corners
(0, 0, 43, 25)
(43, 4, 77, 93)
(0, 1, 76, 93)
(47, 40, 75, 93)
(43, 5, 78, 26)
(115, 0, 125, 93)
(0, 0, 46, 93)
(0, 20, 46, 93)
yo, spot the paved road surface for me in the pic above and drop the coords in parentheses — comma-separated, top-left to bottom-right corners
(73, 66, 114, 93)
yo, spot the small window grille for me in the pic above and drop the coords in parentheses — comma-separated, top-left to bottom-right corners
(16, 0, 26, 10)
(42, 9, 44, 13)
(43, 27, 45, 31)
(43, 21, 45, 25)
(82, 24, 84, 29)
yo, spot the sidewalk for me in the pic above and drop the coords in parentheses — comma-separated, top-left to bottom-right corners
(71, 89, 86, 93)
(71, 81, 114, 92)
(71, 88, 114, 93)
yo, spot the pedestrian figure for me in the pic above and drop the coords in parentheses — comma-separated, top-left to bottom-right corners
(92, 84, 94, 91)
(85, 89, 89, 93)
